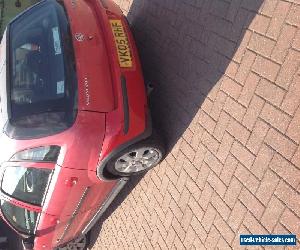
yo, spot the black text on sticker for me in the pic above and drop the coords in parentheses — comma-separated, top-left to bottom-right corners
(110, 20, 133, 68)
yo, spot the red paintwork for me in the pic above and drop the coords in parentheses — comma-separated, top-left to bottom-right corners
(0, 0, 148, 249)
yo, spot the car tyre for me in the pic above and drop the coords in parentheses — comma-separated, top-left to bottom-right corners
(57, 234, 88, 250)
(105, 132, 165, 177)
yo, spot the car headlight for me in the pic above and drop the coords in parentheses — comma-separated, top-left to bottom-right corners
(10, 146, 61, 162)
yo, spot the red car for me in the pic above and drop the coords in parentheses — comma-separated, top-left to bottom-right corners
(0, 0, 165, 249)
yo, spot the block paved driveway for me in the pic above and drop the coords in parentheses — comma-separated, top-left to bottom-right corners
(90, 0, 300, 249)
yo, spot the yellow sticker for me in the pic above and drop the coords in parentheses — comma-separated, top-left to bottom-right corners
(110, 19, 133, 68)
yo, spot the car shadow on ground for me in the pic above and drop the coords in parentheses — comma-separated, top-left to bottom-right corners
(89, 0, 263, 247)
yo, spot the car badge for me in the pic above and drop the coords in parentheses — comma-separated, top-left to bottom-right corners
(75, 33, 85, 42)
(84, 77, 90, 106)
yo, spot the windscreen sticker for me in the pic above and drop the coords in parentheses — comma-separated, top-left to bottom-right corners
(57, 81, 65, 95)
(52, 27, 62, 55)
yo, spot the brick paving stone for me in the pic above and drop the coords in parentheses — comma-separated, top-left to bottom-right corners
(226, 117, 251, 145)
(235, 50, 257, 84)
(207, 172, 227, 197)
(213, 111, 231, 141)
(232, 225, 250, 249)
(239, 188, 265, 219)
(195, 162, 210, 190)
(92, 1, 300, 249)
(228, 201, 247, 232)
(216, 132, 234, 163)
(281, 74, 300, 116)
(266, 0, 291, 39)
(216, 237, 231, 250)
(292, 146, 300, 169)
(224, 96, 247, 122)
(242, 95, 265, 130)
(286, 4, 300, 27)
(249, 14, 271, 35)
(271, 24, 297, 64)
(270, 154, 300, 189)
(235, 162, 250, 182)
(252, 55, 281, 82)
(248, 32, 276, 57)
(224, 177, 243, 209)
(220, 154, 239, 186)
(250, 144, 275, 179)
(191, 216, 207, 243)
(213, 214, 235, 244)
(201, 132, 220, 155)
(246, 119, 269, 155)
(260, 103, 291, 133)
(202, 204, 217, 233)
(275, 181, 300, 217)
(293, 30, 300, 51)
(276, 49, 300, 90)
(255, 78, 286, 107)
(286, 106, 300, 144)
(211, 192, 231, 220)
(238, 72, 260, 107)
(280, 208, 300, 235)
(231, 141, 255, 169)
(220, 76, 242, 99)
(224, 60, 239, 79)
(260, 0, 278, 17)
(234, 30, 252, 63)
(199, 183, 214, 210)
(261, 196, 285, 232)
(265, 128, 297, 159)
(204, 225, 220, 249)
(204, 151, 223, 175)
(243, 212, 268, 234)
(235, 163, 260, 194)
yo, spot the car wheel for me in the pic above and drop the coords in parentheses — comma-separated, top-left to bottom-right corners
(106, 132, 165, 177)
(57, 235, 87, 250)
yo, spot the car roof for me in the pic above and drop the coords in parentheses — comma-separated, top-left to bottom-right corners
(0, 30, 11, 165)
(0, 30, 8, 132)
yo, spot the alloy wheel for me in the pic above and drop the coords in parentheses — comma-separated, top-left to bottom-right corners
(115, 147, 162, 174)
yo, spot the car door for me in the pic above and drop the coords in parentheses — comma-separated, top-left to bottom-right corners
(0, 160, 95, 248)
(40, 165, 117, 247)
(0, 161, 90, 249)
(0, 162, 56, 241)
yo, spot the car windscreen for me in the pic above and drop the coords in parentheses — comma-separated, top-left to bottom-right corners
(4, 0, 77, 140)
(1, 166, 52, 206)
(0, 200, 38, 235)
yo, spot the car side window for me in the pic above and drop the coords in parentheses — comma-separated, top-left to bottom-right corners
(1, 166, 52, 206)
(0, 200, 38, 235)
